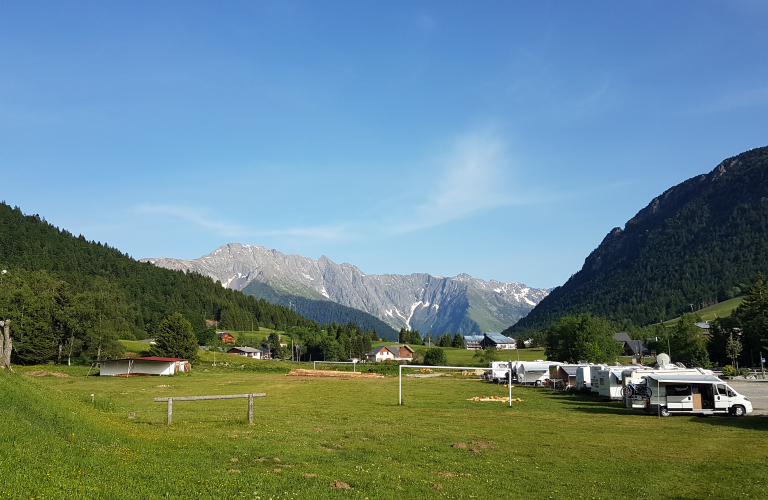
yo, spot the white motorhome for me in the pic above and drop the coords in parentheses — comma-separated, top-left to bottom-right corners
(597, 366, 635, 400)
(577, 364, 604, 390)
(642, 373, 752, 417)
(590, 365, 608, 393)
(518, 361, 557, 386)
(621, 367, 714, 408)
(483, 361, 513, 383)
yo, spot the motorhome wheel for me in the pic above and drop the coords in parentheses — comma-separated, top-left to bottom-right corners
(731, 405, 746, 417)
(659, 406, 671, 417)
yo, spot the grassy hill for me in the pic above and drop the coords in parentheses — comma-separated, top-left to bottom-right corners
(660, 296, 745, 328)
(3, 366, 768, 499)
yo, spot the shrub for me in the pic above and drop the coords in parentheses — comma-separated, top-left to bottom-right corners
(423, 348, 447, 366)
(722, 365, 735, 376)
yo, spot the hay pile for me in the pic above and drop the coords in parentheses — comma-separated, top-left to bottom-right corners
(286, 369, 383, 378)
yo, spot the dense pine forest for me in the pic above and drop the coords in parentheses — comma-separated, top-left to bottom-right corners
(506, 145, 768, 335)
(241, 281, 397, 340)
(0, 203, 326, 364)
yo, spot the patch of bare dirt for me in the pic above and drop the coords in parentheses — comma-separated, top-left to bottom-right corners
(451, 443, 467, 449)
(287, 369, 383, 379)
(329, 481, 352, 489)
(431, 484, 443, 490)
(437, 472, 455, 478)
(273, 469, 282, 473)
(469, 441, 496, 449)
(230, 458, 238, 463)
(227, 469, 240, 474)
(303, 473, 317, 478)
(24, 371, 70, 378)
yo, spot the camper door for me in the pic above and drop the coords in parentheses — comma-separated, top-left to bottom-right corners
(714, 383, 736, 411)
(666, 385, 694, 410)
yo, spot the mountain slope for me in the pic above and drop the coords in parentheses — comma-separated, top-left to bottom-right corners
(143, 245, 549, 335)
(0, 203, 318, 339)
(506, 145, 768, 334)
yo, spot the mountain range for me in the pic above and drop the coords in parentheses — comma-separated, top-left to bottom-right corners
(506, 144, 768, 334)
(142, 244, 549, 337)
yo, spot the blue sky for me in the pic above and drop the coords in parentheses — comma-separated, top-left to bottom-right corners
(2, 1, 767, 289)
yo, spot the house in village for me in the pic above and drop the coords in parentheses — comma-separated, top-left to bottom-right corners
(365, 345, 415, 362)
(695, 322, 711, 335)
(218, 332, 235, 344)
(613, 332, 649, 357)
(227, 346, 262, 358)
(100, 357, 190, 376)
(463, 335, 484, 350)
(480, 332, 516, 350)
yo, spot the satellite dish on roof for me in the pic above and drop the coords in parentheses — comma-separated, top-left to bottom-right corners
(656, 353, 671, 367)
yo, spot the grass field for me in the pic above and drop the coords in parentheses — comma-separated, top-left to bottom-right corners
(661, 297, 745, 327)
(3, 356, 768, 499)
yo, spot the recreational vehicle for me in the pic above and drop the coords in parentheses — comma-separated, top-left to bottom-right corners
(577, 364, 604, 390)
(518, 361, 557, 386)
(597, 366, 635, 400)
(641, 372, 752, 417)
(621, 367, 714, 408)
(483, 361, 513, 383)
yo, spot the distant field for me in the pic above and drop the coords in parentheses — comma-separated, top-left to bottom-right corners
(3, 361, 767, 499)
(372, 342, 548, 366)
(661, 296, 745, 327)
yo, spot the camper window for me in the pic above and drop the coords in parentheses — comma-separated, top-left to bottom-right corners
(670, 386, 691, 396)
(716, 384, 727, 396)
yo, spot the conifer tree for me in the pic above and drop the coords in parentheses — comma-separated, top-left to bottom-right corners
(150, 313, 198, 360)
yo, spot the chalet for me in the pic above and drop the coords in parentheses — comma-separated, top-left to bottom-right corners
(613, 332, 649, 357)
(100, 357, 190, 376)
(227, 346, 262, 358)
(695, 322, 711, 335)
(365, 345, 415, 362)
(464, 335, 483, 350)
(218, 332, 235, 344)
(480, 333, 516, 350)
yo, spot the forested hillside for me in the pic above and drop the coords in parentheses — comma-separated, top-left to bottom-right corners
(0, 203, 319, 363)
(507, 145, 768, 334)
(241, 282, 398, 340)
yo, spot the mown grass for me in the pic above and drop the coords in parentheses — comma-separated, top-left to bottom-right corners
(3, 362, 767, 499)
(661, 297, 745, 327)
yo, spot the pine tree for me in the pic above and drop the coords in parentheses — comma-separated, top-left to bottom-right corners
(150, 313, 198, 360)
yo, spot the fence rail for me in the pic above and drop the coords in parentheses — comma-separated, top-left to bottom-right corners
(154, 393, 266, 425)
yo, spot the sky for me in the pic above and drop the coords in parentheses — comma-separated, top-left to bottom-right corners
(1, 1, 768, 289)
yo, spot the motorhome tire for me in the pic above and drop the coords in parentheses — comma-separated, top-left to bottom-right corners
(534, 380, 542, 387)
(659, 406, 671, 417)
(731, 405, 746, 417)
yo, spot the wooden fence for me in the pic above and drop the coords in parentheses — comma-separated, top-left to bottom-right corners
(154, 393, 266, 425)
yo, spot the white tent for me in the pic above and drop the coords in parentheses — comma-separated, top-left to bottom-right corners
(100, 357, 190, 376)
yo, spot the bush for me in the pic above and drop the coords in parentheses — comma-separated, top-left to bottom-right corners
(738, 367, 752, 377)
(423, 348, 447, 366)
(722, 365, 735, 376)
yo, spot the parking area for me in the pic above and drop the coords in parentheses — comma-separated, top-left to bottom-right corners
(727, 379, 768, 415)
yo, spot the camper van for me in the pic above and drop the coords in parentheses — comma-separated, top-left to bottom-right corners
(597, 367, 632, 400)
(642, 373, 752, 417)
(518, 361, 556, 386)
(621, 367, 714, 408)
(483, 361, 512, 383)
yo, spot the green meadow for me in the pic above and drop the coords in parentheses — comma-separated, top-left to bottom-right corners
(2, 354, 767, 500)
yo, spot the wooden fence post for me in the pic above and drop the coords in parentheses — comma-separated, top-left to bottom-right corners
(248, 394, 254, 424)
(167, 398, 173, 425)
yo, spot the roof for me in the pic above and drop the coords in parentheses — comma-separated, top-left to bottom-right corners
(557, 365, 580, 376)
(695, 322, 711, 329)
(367, 346, 391, 356)
(228, 347, 260, 353)
(625, 340, 650, 355)
(134, 357, 187, 362)
(463, 335, 484, 342)
(643, 373, 722, 384)
(484, 332, 515, 343)
(613, 332, 632, 343)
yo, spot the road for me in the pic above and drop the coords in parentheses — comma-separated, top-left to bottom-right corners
(727, 379, 768, 416)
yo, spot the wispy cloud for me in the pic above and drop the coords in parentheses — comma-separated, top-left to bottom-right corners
(135, 131, 538, 242)
(134, 204, 245, 235)
(385, 131, 534, 234)
(134, 204, 351, 241)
